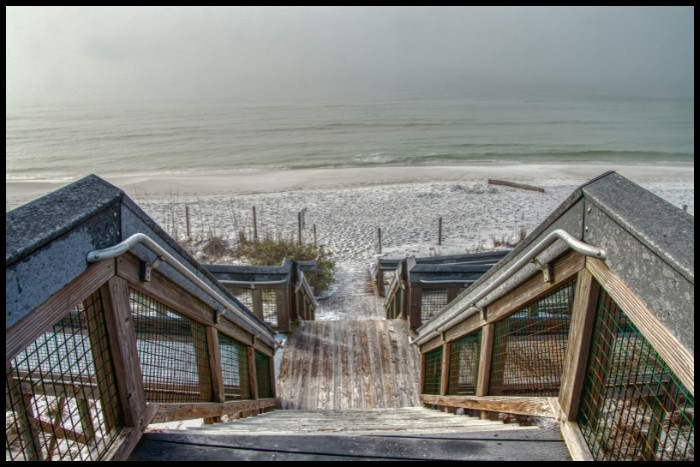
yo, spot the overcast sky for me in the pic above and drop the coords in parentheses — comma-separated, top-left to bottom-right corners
(6, 6, 694, 107)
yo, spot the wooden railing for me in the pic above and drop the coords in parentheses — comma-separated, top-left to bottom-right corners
(211, 261, 317, 332)
(415, 252, 695, 461)
(6, 177, 280, 461)
(7, 249, 277, 461)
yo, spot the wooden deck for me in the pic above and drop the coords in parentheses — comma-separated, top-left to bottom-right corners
(277, 320, 421, 409)
(133, 408, 571, 461)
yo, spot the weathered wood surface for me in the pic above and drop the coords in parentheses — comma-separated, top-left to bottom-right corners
(277, 320, 421, 409)
(487, 179, 545, 193)
(151, 399, 277, 424)
(133, 414, 570, 461)
(188, 408, 514, 435)
(420, 395, 556, 418)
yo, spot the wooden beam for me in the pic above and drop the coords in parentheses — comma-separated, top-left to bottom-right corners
(444, 312, 483, 345)
(104, 403, 158, 461)
(488, 251, 584, 324)
(558, 268, 599, 421)
(586, 258, 694, 395)
(116, 255, 213, 327)
(207, 328, 225, 404)
(487, 179, 545, 193)
(560, 420, 594, 461)
(476, 323, 494, 398)
(151, 398, 277, 423)
(101, 277, 146, 428)
(7, 259, 115, 362)
(440, 342, 450, 396)
(248, 347, 259, 400)
(419, 394, 556, 418)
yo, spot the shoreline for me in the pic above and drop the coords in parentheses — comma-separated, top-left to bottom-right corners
(5, 162, 694, 206)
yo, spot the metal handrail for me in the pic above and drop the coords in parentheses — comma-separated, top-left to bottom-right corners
(87, 233, 275, 344)
(219, 278, 288, 286)
(412, 229, 606, 346)
(418, 279, 477, 285)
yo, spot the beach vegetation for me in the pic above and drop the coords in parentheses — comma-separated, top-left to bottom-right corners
(236, 232, 335, 294)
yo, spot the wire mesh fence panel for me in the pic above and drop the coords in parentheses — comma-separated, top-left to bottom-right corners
(578, 287, 694, 461)
(254, 351, 273, 399)
(385, 288, 402, 320)
(421, 288, 448, 324)
(489, 280, 576, 396)
(6, 292, 123, 461)
(448, 331, 481, 395)
(129, 289, 212, 403)
(382, 270, 396, 295)
(261, 290, 277, 327)
(218, 334, 251, 401)
(230, 288, 254, 311)
(422, 347, 443, 395)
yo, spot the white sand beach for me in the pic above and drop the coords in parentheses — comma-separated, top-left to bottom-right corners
(6, 162, 693, 320)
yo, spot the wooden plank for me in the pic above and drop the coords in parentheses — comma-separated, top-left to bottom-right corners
(359, 321, 374, 408)
(105, 403, 158, 461)
(101, 276, 146, 429)
(420, 334, 444, 354)
(133, 431, 571, 461)
(207, 327, 225, 422)
(488, 251, 584, 324)
(116, 254, 214, 327)
(444, 313, 483, 351)
(558, 269, 599, 421)
(476, 323, 494, 400)
(247, 346, 258, 401)
(275, 288, 289, 332)
(7, 259, 115, 361)
(440, 341, 451, 396)
(487, 179, 545, 193)
(420, 395, 556, 418)
(409, 287, 422, 330)
(318, 322, 333, 410)
(377, 327, 398, 407)
(560, 420, 594, 461)
(367, 320, 387, 408)
(586, 258, 694, 395)
(252, 290, 263, 321)
(151, 398, 277, 423)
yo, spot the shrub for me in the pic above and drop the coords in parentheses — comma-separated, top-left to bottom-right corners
(236, 234, 335, 294)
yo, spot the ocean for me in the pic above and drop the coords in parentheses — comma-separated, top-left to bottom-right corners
(5, 94, 694, 181)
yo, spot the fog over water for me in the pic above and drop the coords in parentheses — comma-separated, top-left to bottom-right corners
(6, 6, 694, 108)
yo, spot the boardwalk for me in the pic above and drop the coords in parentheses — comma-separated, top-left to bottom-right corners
(277, 320, 421, 409)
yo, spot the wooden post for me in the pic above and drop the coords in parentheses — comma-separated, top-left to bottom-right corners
(559, 268, 600, 421)
(477, 322, 495, 419)
(438, 217, 442, 246)
(276, 288, 289, 332)
(205, 327, 225, 423)
(313, 224, 317, 247)
(298, 211, 303, 245)
(440, 342, 451, 402)
(248, 346, 259, 401)
(252, 290, 263, 321)
(253, 206, 259, 242)
(185, 205, 191, 239)
(101, 277, 147, 429)
(409, 287, 423, 330)
(378, 228, 382, 254)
